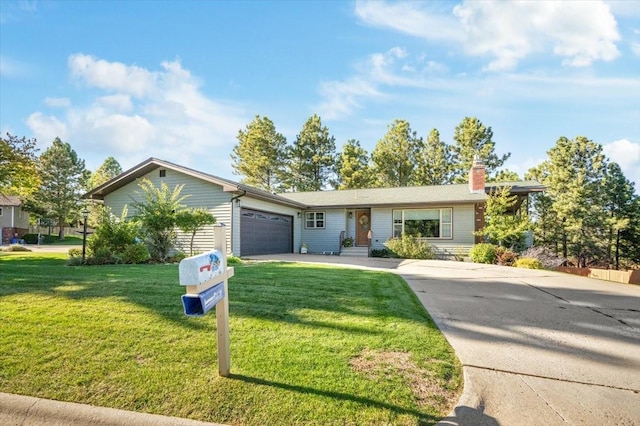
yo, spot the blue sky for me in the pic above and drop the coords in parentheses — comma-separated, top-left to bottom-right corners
(1, 0, 639, 188)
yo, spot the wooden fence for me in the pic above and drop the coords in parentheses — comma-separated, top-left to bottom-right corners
(555, 266, 640, 285)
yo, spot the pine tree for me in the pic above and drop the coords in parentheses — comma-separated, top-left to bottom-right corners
(285, 114, 336, 191)
(603, 162, 637, 269)
(371, 119, 422, 187)
(231, 115, 287, 192)
(89, 157, 123, 189)
(35, 138, 88, 240)
(450, 117, 510, 183)
(414, 128, 453, 185)
(332, 139, 373, 189)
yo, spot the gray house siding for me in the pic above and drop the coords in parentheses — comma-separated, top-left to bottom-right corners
(300, 208, 345, 254)
(103, 167, 232, 254)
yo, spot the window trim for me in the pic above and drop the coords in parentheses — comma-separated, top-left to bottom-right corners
(393, 208, 453, 240)
(304, 211, 326, 229)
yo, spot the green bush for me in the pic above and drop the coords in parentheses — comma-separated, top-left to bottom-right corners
(514, 257, 544, 269)
(469, 243, 498, 264)
(227, 256, 242, 265)
(122, 244, 150, 264)
(371, 248, 394, 258)
(87, 247, 118, 265)
(384, 234, 435, 260)
(495, 246, 517, 266)
(342, 237, 354, 248)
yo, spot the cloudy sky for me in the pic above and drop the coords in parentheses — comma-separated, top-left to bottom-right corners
(1, 0, 639, 188)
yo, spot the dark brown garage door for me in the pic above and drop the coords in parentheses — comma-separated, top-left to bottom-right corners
(240, 209, 293, 256)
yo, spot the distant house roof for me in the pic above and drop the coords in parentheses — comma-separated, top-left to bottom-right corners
(0, 195, 22, 207)
(82, 157, 306, 209)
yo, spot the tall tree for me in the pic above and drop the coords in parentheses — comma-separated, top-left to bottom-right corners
(34, 138, 88, 240)
(0, 133, 40, 197)
(89, 156, 123, 189)
(414, 128, 453, 185)
(602, 162, 636, 269)
(450, 117, 510, 183)
(231, 115, 287, 192)
(371, 119, 422, 187)
(491, 169, 521, 182)
(531, 136, 608, 266)
(332, 139, 373, 189)
(286, 114, 336, 191)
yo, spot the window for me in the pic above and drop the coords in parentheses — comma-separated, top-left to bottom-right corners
(305, 211, 325, 229)
(393, 208, 452, 239)
(0, 207, 3, 216)
(159, 169, 166, 177)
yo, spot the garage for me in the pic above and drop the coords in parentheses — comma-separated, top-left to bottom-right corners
(240, 208, 293, 256)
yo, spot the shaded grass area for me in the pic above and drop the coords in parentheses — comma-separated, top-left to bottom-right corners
(0, 253, 461, 425)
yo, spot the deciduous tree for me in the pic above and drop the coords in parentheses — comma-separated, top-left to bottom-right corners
(176, 208, 217, 256)
(0, 133, 40, 197)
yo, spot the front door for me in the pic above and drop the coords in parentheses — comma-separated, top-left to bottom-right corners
(356, 210, 370, 246)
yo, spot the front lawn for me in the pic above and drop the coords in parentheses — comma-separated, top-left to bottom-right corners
(0, 253, 461, 425)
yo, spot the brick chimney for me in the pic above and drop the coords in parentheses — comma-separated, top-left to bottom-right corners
(469, 156, 486, 193)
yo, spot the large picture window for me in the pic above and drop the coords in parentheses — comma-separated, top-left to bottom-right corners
(393, 208, 452, 239)
(305, 211, 325, 229)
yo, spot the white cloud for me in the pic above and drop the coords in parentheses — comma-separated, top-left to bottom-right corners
(27, 55, 248, 174)
(603, 138, 640, 185)
(355, 0, 621, 71)
(44, 97, 71, 108)
(0, 55, 30, 78)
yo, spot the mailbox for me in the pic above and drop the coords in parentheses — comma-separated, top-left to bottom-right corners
(179, 250, 225, 286)
(181, 282, 225, 317)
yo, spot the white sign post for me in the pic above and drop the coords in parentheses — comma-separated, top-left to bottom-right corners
(178, 224, 232, 377)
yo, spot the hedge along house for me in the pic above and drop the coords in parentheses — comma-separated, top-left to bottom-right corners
(84, 157, 544, 257)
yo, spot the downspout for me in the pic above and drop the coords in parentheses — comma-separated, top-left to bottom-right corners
(229, 190, 247, 254)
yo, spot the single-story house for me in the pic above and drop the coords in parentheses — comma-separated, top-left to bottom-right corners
(0, 195, 30, 245)
(83, 157, 544, 257)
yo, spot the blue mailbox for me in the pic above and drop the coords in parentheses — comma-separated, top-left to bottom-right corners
(181, 282, 225, 317)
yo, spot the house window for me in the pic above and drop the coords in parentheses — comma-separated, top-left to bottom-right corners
(305, 211, 325, 229)
(159, 169, 166, 177)
(0, 207, 3, 216)
(393, 208, 452, 239)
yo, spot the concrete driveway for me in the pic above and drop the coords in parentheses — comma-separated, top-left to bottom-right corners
(253, 255, 640, 425)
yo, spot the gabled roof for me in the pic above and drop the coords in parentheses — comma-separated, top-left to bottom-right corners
(82, 158, 306, 208)
(0, 195, 22, 207)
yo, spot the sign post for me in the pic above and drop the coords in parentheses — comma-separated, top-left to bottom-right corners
(178, 224, 233, 377)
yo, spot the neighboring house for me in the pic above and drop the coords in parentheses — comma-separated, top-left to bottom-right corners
(0, 195, 30, 244)
(83, 157, 544, 257)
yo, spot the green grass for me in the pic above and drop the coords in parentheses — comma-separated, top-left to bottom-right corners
(0, 253, 461, 425)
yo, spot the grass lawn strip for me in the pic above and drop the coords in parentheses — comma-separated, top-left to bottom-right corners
(0, 253, 461, 425)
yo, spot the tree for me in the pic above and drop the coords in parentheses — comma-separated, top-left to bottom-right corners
(130, 178, 189, 262)
(602, 163, 636, 269)
(231, 115, 288, 192)
(286, 114, 336, 191)
(332, 139, 373, 189)
(477, 185, 531, 248)
(89, 157, 123, 189)
(529, 136, 608, 267)
(491, 169, 521, 182)
(371, 119, 422, 187)
(34, 138, 88, 240)
(176, 208, 217, 256)
(0, 133, 40, 197)
(450, 117, 510, 183)
(414, 128, 453, 185)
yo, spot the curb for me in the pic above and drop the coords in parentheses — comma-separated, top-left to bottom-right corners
(0, 392, 226, 426)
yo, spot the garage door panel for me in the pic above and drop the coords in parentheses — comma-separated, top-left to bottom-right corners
(240, 209, 292, 256)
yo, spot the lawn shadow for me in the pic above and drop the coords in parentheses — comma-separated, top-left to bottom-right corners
(228, 373, 439, 426)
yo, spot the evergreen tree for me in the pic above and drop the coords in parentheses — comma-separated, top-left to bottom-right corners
(450, 117, 510, 183)
(477, 185, 531, 248)
(89, 157, 123, 189)
(286, 114, 336, 191)
(332, 139, 373, 189)
(603, 163, 637, 269)
(231, 115, 287, 192)
(34, 138, 88, 240)
(491, 169, 521, 182)
(371, 119, 422, 187)
(414, 128, 453, 185)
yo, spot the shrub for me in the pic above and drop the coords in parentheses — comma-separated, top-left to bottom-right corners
(342, 237, 354, 248)
(384, 234, 436, 260)
(514, 257, 544, 269)
(469, 243, 498, 264)
(227, 255, 242, 265)
(122, 244, 150, 264)
(87, 247, 118, 265)
(3, 244, 31, 252)
(371, 248, 394, 258)
(520, 246, 565, 269)
(495, 246, 517, 266)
